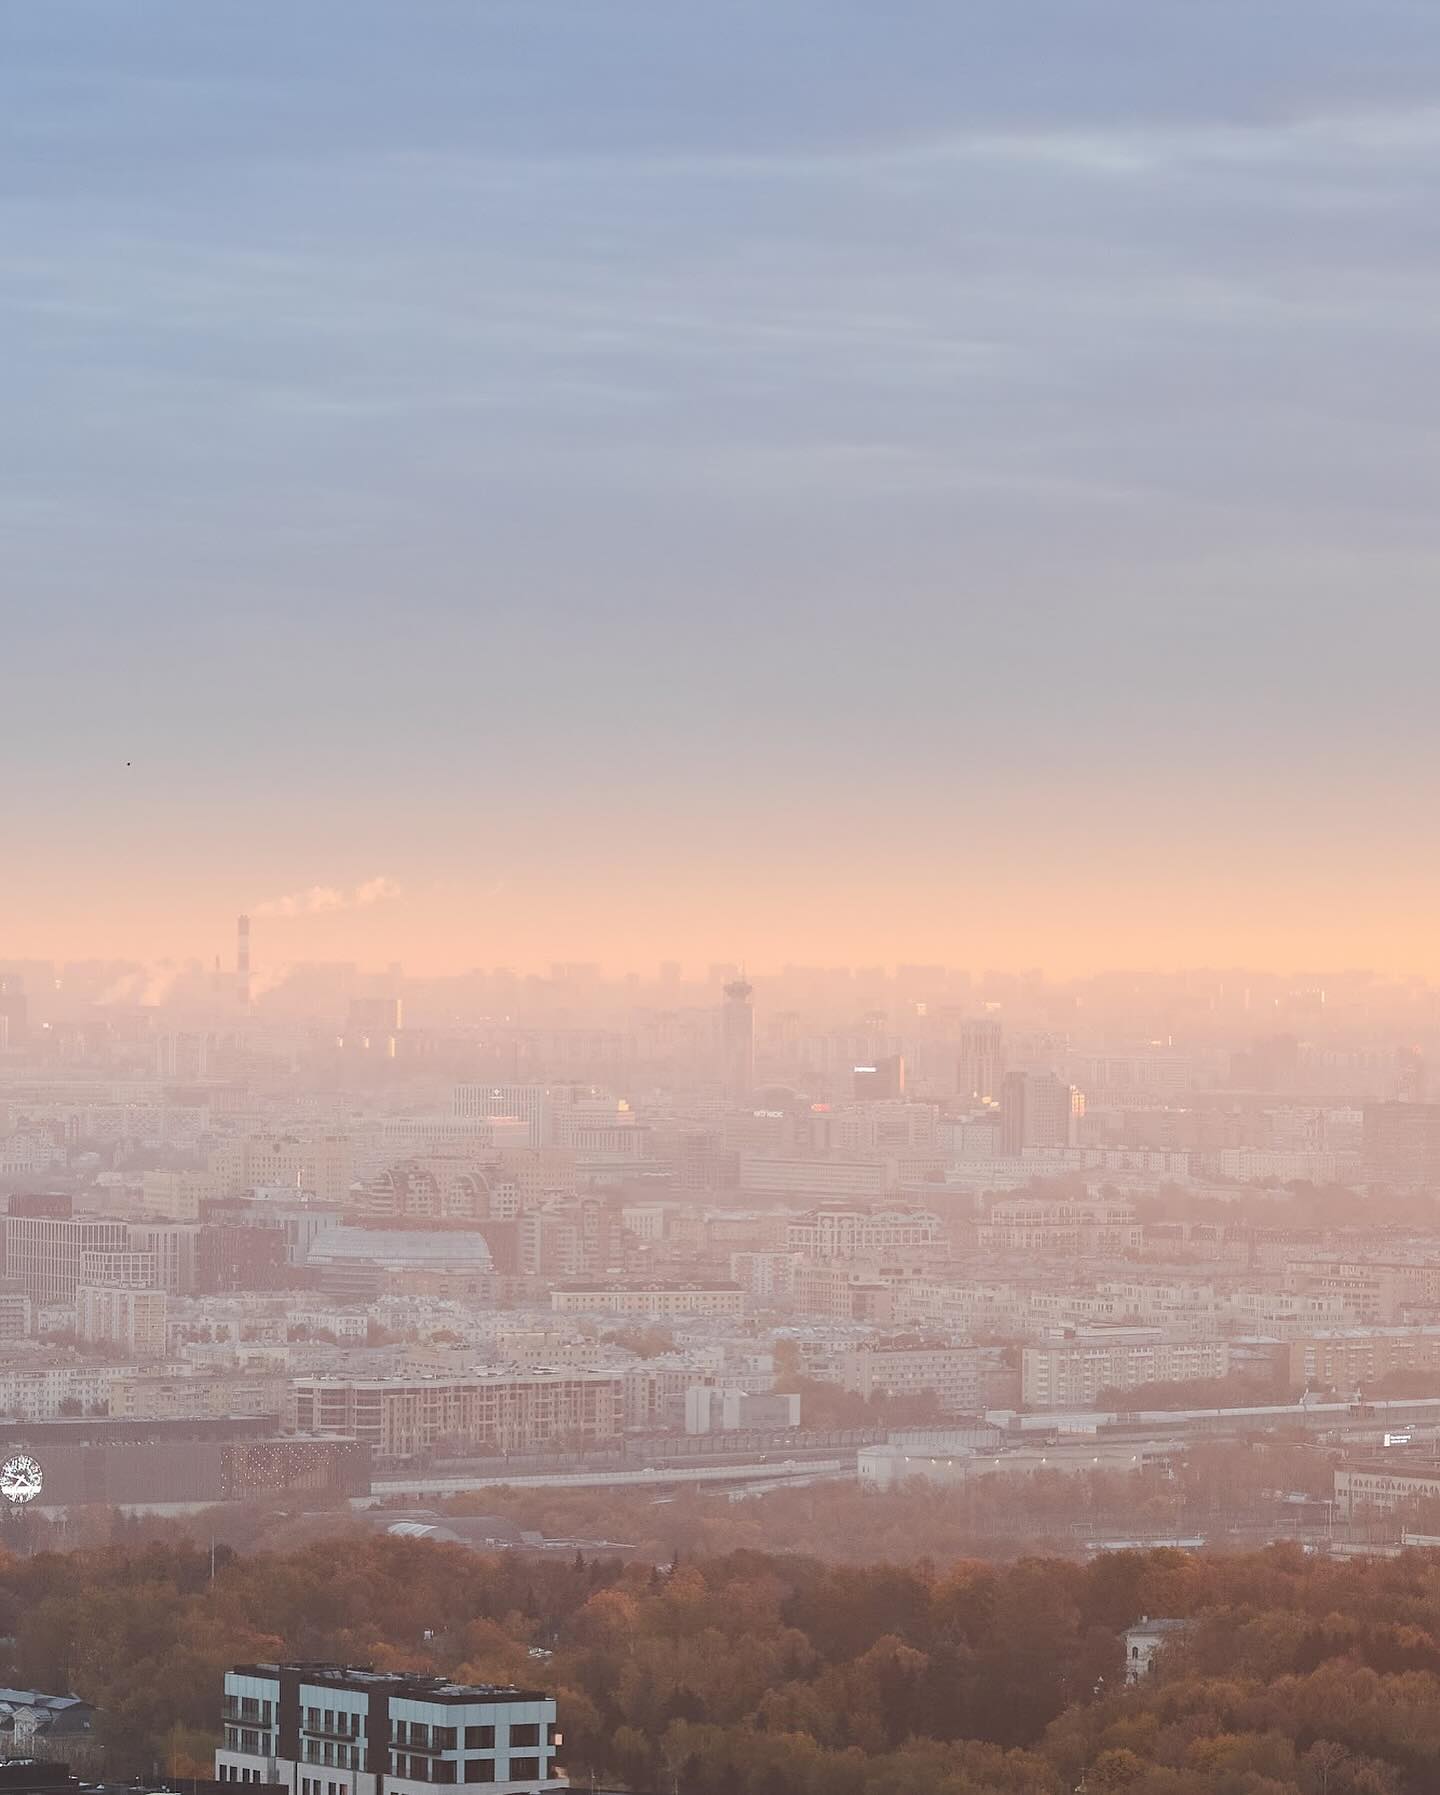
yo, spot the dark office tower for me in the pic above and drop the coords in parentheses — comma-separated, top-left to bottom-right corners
(721, 978, 755, 1104)
(1000, 1070, 1077, 1155)
(0, 978, 26, 1051)
(854, 1055, 905, 1101)
(958, 1018, 1005, 1103)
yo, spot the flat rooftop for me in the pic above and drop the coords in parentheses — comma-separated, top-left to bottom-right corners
(232, 1665, 549, 1704)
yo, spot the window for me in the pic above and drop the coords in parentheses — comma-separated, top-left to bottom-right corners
(547, 1725, 561, 1747)
(433, 1726, 456, 1750)
(465, 1761, 495, 1784)
(509, 1758, 539, 1781)
(465, 1727, 495, 1750)
(509, 1725, 539, 1748)
(409, 1723, 430, 1748)
(307, 1709, 322, 1732)
(433, 1763, 455, 1784)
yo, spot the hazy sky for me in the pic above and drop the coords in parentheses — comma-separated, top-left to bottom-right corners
(6, 2, 1440, 973)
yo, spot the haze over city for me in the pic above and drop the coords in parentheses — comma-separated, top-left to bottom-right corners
(11, 9, 1440, 1795)
(8, 1, 1440, 973)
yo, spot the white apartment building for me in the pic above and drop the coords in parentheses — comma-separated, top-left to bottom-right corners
(78, 1250, 159, 1288)
(0, 1283, 32, 1339)
(1214, 1149, 1359, 1185)
(77, 1284, 167, 1359)
(377, 1117, 531, 1165)
(289, 1369, 624, 1458)
(549, 1283, 745, 1320)
(109, 1370, 288, 1421)
(213, 1135, 355, 1204)
(977, 1198, 1142, 1254)
(740, 1157, 897, 1200)
(142, 1167, 224, 1221)
(729, 1250, 802, 1301)
(785, 1207, 942, 1261)
(0, 1361, 132, 1420)
(836, 1343, 981, 1414)
(217, 1663, 563, 1795)
(1022, 1328, 1231, 1408)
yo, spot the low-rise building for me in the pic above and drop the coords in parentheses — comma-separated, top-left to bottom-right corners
(289, 1369, 623, 1458)
(216, 1662, 562, 1795)
(835, 1341, 980, 1414)
(76, 1284, 167, 1359)
(1022, 1328, 1231, 1408)
(1335, 1460, 1440, 1517)
(549, 1282, 744, 1319)
(108, 1371, 288, 1422)
(1123, 1619, 1192, 1682)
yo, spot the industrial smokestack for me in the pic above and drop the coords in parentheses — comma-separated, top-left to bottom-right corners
(237, 914, 251, 1007)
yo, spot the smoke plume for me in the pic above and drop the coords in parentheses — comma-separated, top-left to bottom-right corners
(253, 876, 400, 919)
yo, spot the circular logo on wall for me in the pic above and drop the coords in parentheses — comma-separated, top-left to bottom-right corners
(0, 1455, 43, 1505)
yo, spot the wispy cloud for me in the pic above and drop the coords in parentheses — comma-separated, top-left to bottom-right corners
(253, 876, 400, 919)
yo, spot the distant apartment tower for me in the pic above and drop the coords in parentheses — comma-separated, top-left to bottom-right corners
(0, 1280, 32, 1340)
(216, 1663, 563, 1795)
(77, 1284, 166, 1359)
(958, 1018, 1004, 1103)
(999, 1071, 1080, 1155)
(0, 976, 29, 1051)
(236, 914, 251, 1009)
(721, 979, 755, 1103)
(343, 997, 403, 1057)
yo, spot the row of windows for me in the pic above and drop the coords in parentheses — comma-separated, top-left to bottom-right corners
(224, 1729, 271, 1756)
(219, 1769, 264, 1783)
(306, 1707, 362, 1737)
(389, 1722, 544, 1751)
(391, 1755, 544, 1785)
(304, 1740, 361, 1769)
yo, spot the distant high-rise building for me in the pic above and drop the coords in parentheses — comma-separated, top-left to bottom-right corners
(958, 1018, 1005, 1103)
(0, 977, 27, 1051)
(342, 995, 403, 1057)
(1000, 1070, 1080, 1155)
(853, 1055, 905, 1101)
(236, 914, 251, 1009)
(347, 996, 402, 1035)
(1397, 1048, 1427, 1104)
(453, 1083, 554, 1148)
(1364, 1102, 1440, 1187)
(721, 979, 755, 1103)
